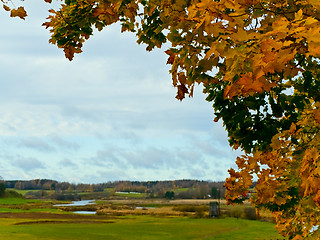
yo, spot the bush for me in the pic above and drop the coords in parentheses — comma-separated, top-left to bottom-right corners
(195, 207, 207, 218)
(226, 206, 257, 220)
(0, 183, 5, 197)
(52, 193, 80, 201)
(165, 191, 175, 199)
(173, 205, 196, 212)
(228, 206, 243, 219)
(173, 205, 209, 218)
(25, 190, 49, 199)
(4, 189, 23, 198)
(243, 207, 257, 220)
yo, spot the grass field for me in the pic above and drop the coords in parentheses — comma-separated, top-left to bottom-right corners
(0, 196, 287, 240)
(6, 189, 54, 197)
(0, 197, 43, 205)
(0, 214, 285, 240)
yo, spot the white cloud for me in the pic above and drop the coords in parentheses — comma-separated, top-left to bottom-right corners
(59, 158, 78, 168)
(13, 156, 46, 171)
(16, 137, 55, 152)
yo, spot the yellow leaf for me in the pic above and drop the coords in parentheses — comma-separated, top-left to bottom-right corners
(235, 156, 246, 169)
(271, 17, 289, 33)
(224, 0, 235, 9)
(295, 9, 304, 21)
(314, 190, 320, 207)
(308, 42, 320, 57)
(283, 40, 293, 47)
(205, 44, 216, 59)
(204, 23, 223, 38)
(305, 17, 318, 25)
(254, 67, 265, 80)
(294, 26, 306, 33)
(232, 28, 250, 42)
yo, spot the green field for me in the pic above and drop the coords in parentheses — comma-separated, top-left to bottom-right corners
(0, 215, 285, 240)
(6, 188, 54, 197)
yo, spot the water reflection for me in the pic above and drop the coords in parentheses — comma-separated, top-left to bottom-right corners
(73, 211, 96, 215)
(54, 200, 97, 214)
(54, 200, 95, 207)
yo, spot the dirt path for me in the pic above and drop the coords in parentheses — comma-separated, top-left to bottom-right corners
(14, 220, 114, 225)
(0, 212, 118, 225)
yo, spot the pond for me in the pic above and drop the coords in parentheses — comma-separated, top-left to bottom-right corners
(54, 200, 97, 214)
(135, 206, 155, 210)
(73, 211, 96, 215)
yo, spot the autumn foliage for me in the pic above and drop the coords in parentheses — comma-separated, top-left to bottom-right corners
(5, 0, 320, 238)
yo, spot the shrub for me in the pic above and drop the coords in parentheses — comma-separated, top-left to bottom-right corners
(25, 190, 49, 199)
(4, 189, 23, 198)
(195, 207, 207, 218)
(173, 205, 197, 212)
(173, 205, 209, 218)
(243, 207, 257, 220)
(225, 206, 257, 220)
(0, 183, 5, 197)
(52, 193, 80, 201)
(165, 191, 175, 199)
(228, 206, 243, 219)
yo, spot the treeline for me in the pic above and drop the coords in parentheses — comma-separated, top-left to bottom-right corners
(4, 179, 226, 199)
(111, 180, 226, 199)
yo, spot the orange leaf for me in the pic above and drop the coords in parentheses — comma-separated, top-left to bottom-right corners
(3, 5, 10, 11)
(64, 47, 75, 61)
(314, 109, 320, 123)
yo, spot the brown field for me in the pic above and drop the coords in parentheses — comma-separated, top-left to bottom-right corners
(104, 198, 231, 205)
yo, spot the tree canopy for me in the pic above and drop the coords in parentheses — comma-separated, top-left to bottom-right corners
(4, 0, 320, 238)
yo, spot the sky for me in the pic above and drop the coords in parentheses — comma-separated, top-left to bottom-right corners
(0, 1, 241, 183)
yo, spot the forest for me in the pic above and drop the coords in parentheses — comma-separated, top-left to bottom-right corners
(2, 179, 227, 200)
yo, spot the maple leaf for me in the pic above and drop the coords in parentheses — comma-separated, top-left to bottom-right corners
(165, 49, 178, 66)
(10, 7, 27, 20)
(63, 47, 76, 61)
(176, 84, 188, 100)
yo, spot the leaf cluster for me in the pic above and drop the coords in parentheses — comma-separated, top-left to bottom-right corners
(2, 0, 27, 19)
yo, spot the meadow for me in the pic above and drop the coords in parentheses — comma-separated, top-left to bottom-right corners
(0, 194, 287, 240)
(0, 215, 284, 240)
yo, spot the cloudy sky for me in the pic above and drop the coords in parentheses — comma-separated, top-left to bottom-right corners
(0, 1, 240, 183)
